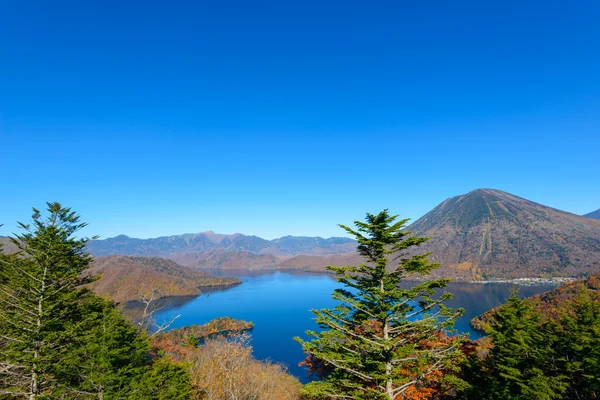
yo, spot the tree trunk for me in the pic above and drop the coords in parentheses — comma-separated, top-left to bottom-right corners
(30, 265, 48, 400)
(381, 277, 394, 400)
(384, 321, 394, 400)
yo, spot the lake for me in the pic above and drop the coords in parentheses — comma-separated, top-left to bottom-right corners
(154, 270, 555, 383)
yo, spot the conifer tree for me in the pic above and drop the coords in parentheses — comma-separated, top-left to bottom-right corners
(0, 204, 193, 399)
(556, 293, 600, 400)
(465, 293, 568, 400)
(296, 210, 464, 400)
(56, 296, 159, 398)
(0, 203, 95, 398)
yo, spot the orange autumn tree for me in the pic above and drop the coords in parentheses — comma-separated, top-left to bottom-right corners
(296, 210, 466, 399)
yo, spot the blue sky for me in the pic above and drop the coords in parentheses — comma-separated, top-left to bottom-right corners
(1, 1, 599, 239)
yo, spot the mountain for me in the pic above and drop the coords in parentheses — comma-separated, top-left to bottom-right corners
(0, 236, 18, 254)
(584, 209, 600, 220)
(0, 236, 19, 254)
(87, 232, 356, 257)
(277, 252, 364, 272)
(408, 189, 600, 279)
(86, 233, 221, 256)
(171, 249, 279, 269)
(86, 256, 240, 303)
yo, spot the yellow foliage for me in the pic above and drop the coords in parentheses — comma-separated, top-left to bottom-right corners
(187, 336, 302, 400)
(456, 262, 472, 271)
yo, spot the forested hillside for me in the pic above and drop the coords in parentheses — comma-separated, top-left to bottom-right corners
(87, 255, 240, 303)
(462, 275, 600, 399)
(471, 274, 600, 332)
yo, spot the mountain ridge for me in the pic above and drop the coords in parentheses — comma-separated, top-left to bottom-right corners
(86, 232, 357, 257)
(6, 189, 600, 280)
(584, 208, 600, 220)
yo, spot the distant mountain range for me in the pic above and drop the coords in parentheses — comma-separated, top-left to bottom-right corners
(87, 232, 356, 257)
(0, 240, 241, 301)
(409, 189, 600, 279)
(585, 208, 600, 220)
(3, 188, 600, 280)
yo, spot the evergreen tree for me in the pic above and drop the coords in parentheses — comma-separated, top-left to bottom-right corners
(555, 293, 600, 399)
(0, 203, 95, 398)
(295, 210, 464, 400)
(0, 204, 193, 399)
(129, 359, 192, 400)
(56, 296, 192, 399)
(56, 296, 154, 398)
(464, 293, 567, 400)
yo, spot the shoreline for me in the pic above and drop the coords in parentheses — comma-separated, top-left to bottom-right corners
(466, 277, 576, 286)
(196, 267, 578, 287)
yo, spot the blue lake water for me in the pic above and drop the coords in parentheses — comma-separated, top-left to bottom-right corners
(154, 270, 555, 383)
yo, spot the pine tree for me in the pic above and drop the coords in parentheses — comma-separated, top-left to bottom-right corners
(0, 204, 193, 399)
(467, 293, 568, 400)
(129, 358, 192, 400)
(0, 203, 95, 398)
(295, 210, 464, 400)
(56, 296, 156, 398)
(556, 292, 600, 399)
(54, 295, 192, 399)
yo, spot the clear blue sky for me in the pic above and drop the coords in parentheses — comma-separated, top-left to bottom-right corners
(1, 1, 599, 240)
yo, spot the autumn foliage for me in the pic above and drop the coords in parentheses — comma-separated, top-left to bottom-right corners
(153, 317, 253, 349)
(300, 326, 469, 400)
(152, 320, 301, 399)
(187, 336, 302, 400)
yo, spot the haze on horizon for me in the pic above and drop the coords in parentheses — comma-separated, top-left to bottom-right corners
(1, 1, 599, 240)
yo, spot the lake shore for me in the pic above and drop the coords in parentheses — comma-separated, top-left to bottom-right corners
(468, 277, 576, 286)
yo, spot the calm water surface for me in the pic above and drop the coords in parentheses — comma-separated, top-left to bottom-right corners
(155, 270, 555, 383)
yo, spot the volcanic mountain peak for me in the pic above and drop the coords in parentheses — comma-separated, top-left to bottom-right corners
(409, 188, 600, 279)
(410, 188, 536, 232)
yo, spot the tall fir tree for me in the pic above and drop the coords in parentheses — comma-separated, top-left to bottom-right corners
(555, 292, 600, 400)
(464, 293, 568, 400)
(0, 203, 193, 399)
(0, 203, 95, 398)
(296, 210, 464, 400)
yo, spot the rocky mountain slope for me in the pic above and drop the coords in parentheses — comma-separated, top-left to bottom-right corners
(0, 236, 19, 254)
(408, 189, 600, 279)
(585, 209, 600, 220)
